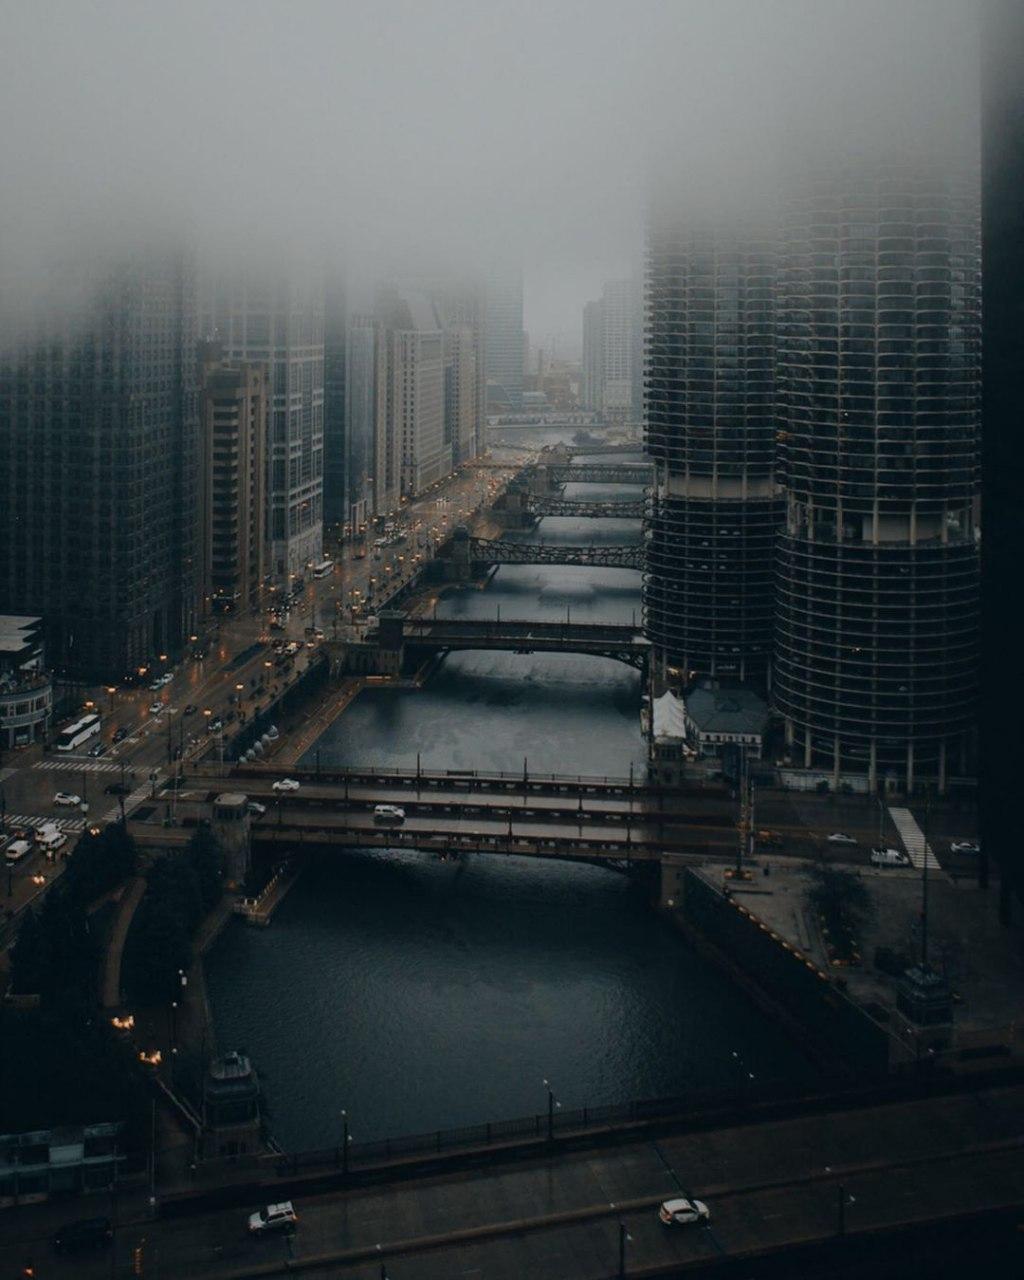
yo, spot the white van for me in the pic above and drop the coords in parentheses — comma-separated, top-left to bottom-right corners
(4, 839, 33, 865)
(37, 827, 68, 855)
(373, 804, 405, 824)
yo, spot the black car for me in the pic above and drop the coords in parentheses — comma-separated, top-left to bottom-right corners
(183, 704, 197, 715)
(88, 741, 107, 758)
(53, 1216, 113, 1253)
(112, 726, 128, 744)
(104, 782, 130, 796)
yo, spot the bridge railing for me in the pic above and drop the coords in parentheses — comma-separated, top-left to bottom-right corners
(269, 1078, 821, 1177)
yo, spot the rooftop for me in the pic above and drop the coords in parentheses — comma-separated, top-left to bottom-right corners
(684, 684, 769, 737)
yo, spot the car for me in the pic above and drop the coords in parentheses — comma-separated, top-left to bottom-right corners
(826, 832, 857, 845)
(192, 648, 207, 660)
(88, 740, 107, 757)
(112, 725, 129, 744)
(374, 803, 406, 823)
(148, 679, 164, 692)
(183, 704, 197, 715)
(950, 840, 980, 855)
(871, 847, 911, 868)
(52, 1216, 114, 1253)
(247, 801, 267, 817)
(53, 792, 82, 807)
(208, 717, 223, 733)
(149, 702, 163, 715)
(158, 672, 174, 686)
(248, 1201, 297, 1235)
(104, 782, 130, 796)
(272, 778, 300, 793)
(659, 1197, 711, 1227)
(5, 839, 33, 866)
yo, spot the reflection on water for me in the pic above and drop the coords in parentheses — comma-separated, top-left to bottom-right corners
(206, 852, 815, 1150)
(205, 443, 815, 1149)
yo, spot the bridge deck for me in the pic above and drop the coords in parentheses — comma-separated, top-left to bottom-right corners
(470, 538, 644, 570)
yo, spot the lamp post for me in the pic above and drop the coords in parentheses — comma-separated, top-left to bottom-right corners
(618, 1221, 632, 1279)
(338, 1110, 352, 1175)
(542, 1078, 560, 1142)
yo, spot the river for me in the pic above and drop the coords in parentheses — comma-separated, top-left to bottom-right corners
(205, 436, 816, 1150)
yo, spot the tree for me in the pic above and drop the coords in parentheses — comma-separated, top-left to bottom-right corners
(803, 865, 874, 963)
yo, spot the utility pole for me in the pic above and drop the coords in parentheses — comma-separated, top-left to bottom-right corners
(921, 785, 931, 971)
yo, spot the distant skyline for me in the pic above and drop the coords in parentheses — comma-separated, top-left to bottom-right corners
(1, 1, 976, 352)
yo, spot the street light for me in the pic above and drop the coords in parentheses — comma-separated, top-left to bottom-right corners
(618, 1221, 632, 1279)
(542, 1078, 561, 1142)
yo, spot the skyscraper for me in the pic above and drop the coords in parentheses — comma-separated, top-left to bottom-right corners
(581, 280, 642, 421)
(323, 273, 347, 530)
(773, 159, 980, 791)
(214, 275, 325, 581)
(198, 344, 267, 614)
(377, 289, 447, 499)
(581, 299, 604, 413)
(644, 217, 780, 688)
(345, 315, 384, 530)
(0, 251, 201, 680)
(484, 266, 524, 411)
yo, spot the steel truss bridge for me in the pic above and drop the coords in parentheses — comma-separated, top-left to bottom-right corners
(543, 463, 652, 485)
(470, 538, 644, 571)
(401, 617, 650, 668)
(523, 494, 644, 519)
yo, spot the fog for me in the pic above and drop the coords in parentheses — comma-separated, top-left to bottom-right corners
(0, 0, 979, 347)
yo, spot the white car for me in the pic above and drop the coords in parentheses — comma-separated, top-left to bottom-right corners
(53, 792, 82, 807)
(158, 672, 174, 686)
(659, 1197, 711, 1227)
(247, 802, 267, 817)
(247, 1201, 297, 1235)
(148, 679, 164, 692)
(272, 778, 300, 793)
(950, 840, 980, 855)
(149, 702, 163, 715)
(373, 804, 406, 823)
(871, 847, 910, 868)
(826, 832, 857, 845)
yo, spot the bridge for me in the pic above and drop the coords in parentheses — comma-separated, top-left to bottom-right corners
(399, 616, 650, 666)
(470, 536, 644, 571)
(542, 461, 652, 485)
(523, 493, 644, 518)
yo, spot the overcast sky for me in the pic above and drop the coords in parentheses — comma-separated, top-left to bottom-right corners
(0, 0, 978, 352)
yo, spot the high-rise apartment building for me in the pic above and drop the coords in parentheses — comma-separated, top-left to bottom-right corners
(323, 274, 347, 530)
(198, 345, 267, 614)
(644, 220, 780, 688)
(0, 252, 201, 679)
(484, 267, 524, 410)
(773, 160, 981, 790)
(214, 276, 324, 580)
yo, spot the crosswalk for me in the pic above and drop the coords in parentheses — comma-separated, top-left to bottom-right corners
(4, 812, 85, 835)
(35, 758, 120, 774)
(887, 806, 943, 871)
(97, 775, 161, 826)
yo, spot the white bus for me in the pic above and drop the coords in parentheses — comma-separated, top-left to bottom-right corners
(55, 712, 102, 752)
(312, 558, 335, 579)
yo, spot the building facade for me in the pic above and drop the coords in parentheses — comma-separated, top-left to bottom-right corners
(581, 300, 603, 413)
(214, 276, 324, 581)
(773, 160, 981, 790)
(198, 347, 267, 614)
(0, 615, 51, 750)
(0, 252, 201, 680)
(644, 219, 780, 688)
(323, 274, 347, 530)
(378, 290, 448, 500)
(484, 267, 524, 410)
(345, 315, 384, 530)
(444, 326, 479, 467)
